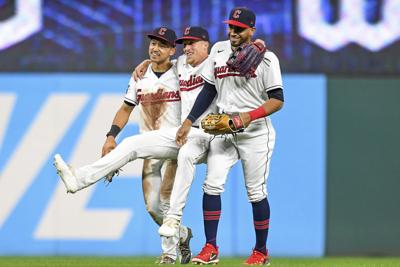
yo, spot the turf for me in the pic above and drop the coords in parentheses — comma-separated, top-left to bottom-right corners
(0, 257, 399, 267)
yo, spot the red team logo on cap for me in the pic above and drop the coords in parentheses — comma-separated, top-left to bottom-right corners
(158, 27, 167, 35)
(233, 9, 242, 18)
(184, 27, 191, 35)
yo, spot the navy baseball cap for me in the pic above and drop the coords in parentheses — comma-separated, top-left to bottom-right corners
(147, 27, 177, 47)
(223, 7, 256, 28)
(175, 26, 210, 44)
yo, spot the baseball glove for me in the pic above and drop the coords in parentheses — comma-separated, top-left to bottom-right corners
(226, 41, 267, 79)
(201, 113, 245, 135)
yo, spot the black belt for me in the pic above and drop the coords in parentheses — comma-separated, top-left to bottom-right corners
(192, 125, 199, 129)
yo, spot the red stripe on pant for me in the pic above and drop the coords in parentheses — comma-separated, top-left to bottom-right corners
(254, 219, 269, 226)
(204, 211, 221, 215)
(204, 215, 221, 221)
(254, 219, 269, 230)
(254, 224, 269, 230)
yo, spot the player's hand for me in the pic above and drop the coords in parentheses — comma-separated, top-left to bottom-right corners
(133, 59, 151, 81)
(254, 38, 265, 46)
(239, 112, 251, 128)
(102, 136, 117, 157)
(176, 119, 193, 146)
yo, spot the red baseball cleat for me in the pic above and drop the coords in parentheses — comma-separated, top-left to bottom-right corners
(244, 249, 270, 265)
(192, 243, 219, 265)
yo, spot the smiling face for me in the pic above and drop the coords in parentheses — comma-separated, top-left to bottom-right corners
(182, 39, 209, 67)
(228, 25, 255, 48)
(148, 38, 176, 64)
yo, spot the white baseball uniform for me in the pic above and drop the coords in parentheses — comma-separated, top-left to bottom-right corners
(165, 54, 216, 221)
(200, 40, 283, 202)
(124, 64, 181, 226)
(125, 63, 182, 259)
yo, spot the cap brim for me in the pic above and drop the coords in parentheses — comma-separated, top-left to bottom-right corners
(223, 20, 251, 29)
(147, 34, 175, 46)
(175, 36, 205, 44)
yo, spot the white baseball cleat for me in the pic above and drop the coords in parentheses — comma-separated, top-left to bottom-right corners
(159, 217, 180, 237)
(53, 154, 79, 193)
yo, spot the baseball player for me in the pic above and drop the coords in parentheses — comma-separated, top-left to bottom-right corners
(59, 26, 191, 264)
(53, 26, 215, 263)
(170, 7, 284, 265)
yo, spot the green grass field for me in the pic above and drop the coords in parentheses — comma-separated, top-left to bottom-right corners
(0, 257, 400, 267)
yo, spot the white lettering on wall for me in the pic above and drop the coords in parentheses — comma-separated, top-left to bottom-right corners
(0, 0, 42, 50)
(298, 0, 400, 51)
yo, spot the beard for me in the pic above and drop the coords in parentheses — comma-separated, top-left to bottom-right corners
(228, 33, 241, 48)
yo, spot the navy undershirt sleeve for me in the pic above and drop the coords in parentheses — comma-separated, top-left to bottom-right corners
(267, 88, 284, 102)
(187, 81, 217, 123)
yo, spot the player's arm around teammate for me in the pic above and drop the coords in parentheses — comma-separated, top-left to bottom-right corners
(103, 29, 178, 157)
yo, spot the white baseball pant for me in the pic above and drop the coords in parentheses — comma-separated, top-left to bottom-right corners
(142, 159, 177, 225)
(141, 159, 180, 259)
(166, 132, 210, 220)
(202, 119, 276, 202)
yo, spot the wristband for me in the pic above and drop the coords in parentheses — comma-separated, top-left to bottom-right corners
(106, 125, 121, 138)
(249, 106, 267, 121)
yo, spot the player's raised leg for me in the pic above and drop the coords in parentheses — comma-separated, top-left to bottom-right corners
(53, 154, 79, 193)
(54, 128, 178, 193)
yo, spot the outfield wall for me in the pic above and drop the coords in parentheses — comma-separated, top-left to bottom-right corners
(326, 78, 400, 256)
(0, 74, 326, 256)
(2, 74, 399, 257)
